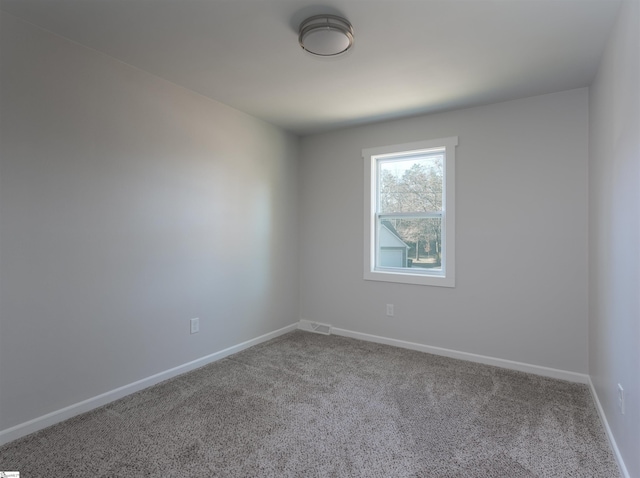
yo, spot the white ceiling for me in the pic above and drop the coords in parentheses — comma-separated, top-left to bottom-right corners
(0, 0, 621, 135)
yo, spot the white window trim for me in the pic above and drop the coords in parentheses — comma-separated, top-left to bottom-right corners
(363, 136, 457, 287)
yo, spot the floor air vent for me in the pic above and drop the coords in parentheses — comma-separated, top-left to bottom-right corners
(299, 319, 332, 335)
(311, 323, 331, 335)
(309, 322, 332, 335)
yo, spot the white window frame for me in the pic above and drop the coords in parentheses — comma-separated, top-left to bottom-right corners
(363, 137, 457, 287)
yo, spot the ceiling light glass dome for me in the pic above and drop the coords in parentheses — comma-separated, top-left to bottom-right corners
(298, 15, 354, 57)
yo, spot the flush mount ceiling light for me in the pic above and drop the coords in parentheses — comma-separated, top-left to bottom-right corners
(298, 14, 354, 57)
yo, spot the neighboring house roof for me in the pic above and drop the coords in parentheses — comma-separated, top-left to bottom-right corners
(380, 221, 409, 249)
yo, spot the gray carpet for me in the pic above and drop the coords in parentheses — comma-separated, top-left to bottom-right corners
(0, 331, 620, 477)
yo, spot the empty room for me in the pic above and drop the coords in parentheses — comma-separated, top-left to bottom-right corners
(0, 0, 638, 476)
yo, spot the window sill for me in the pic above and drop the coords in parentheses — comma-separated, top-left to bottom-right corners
(364, 270, 455, 287)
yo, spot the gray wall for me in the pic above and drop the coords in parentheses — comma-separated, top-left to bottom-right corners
(299, 88, 589, 374)
(0, 13, 299, 430)
(589, 1, 640, 476)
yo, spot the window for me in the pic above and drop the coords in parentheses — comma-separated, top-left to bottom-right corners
(363, 137, 457, 287)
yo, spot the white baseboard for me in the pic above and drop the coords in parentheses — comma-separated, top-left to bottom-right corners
(588, 378, 630, 478)
(324, 326, 589, 384)
(0, 322, 299, 447)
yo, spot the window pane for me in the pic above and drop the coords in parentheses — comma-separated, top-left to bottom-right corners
(377, 218, 442, 271)
(379, 154, 443, 213)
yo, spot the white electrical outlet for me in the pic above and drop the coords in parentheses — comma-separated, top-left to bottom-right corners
(190, 317, 200, 334)
(386, 304, 394, 317)
(617, 383, 625, 415)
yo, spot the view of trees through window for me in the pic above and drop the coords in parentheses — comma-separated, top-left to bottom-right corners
(378, 153, 444, 269)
